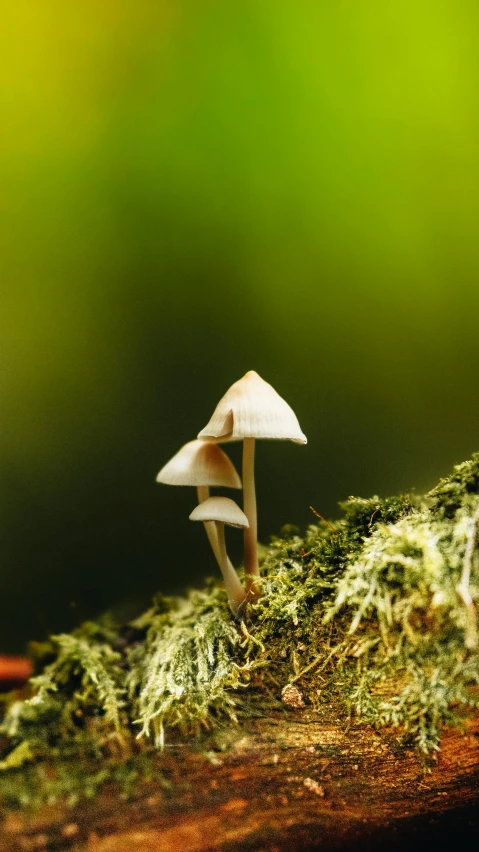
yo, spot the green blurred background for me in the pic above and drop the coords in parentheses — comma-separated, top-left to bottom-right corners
(1, 1, 479, 650)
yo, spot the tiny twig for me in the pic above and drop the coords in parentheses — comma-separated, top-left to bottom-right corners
(310, 507, 337, 532)
(368, 507, 380, 529)
(290, 642, 345, 684)
(239, 620, 265, 653)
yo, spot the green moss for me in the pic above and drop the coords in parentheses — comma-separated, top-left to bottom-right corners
(427, 452, 479, 517)
(0, 753, 167, 810)
(128, 588, 242, 746)
(1, 456, 478, 806)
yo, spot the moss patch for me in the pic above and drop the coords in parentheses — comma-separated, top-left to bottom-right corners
(1, 455, 479, 807)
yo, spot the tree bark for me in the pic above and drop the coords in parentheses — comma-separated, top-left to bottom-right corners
(1, 704, 478, 852)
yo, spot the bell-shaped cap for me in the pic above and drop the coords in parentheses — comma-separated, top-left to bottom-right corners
(190, 496, 249, 528)
(157, 440, 241, 488)
(197, 370, 307, 444)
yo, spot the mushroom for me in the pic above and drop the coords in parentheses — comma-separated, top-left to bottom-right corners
(197, 371, 307, 596)
(190, 496, 248, 616)
(156, 439, 241, 567)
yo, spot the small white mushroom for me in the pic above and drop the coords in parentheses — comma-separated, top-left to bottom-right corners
(156, 439, 241, 566)
(198, 371, 306, 596)
(190, 496, 248, 616)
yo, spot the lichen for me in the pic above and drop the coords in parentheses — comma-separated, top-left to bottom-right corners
(1, 455, 478, 807)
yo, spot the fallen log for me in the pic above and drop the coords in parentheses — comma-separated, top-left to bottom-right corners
(1, 703, 478, 852)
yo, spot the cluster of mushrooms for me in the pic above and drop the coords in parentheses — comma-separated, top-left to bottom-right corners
(157, 371, 307, 617)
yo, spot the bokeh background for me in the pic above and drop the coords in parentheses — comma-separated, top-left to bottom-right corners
(2, 1, 479, 650)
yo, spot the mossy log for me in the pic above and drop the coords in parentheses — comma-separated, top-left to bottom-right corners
(1, 703, 478, 852)
(1, 454, 479, 850)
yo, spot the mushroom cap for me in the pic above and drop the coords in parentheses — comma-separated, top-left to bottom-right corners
(156, 440, 241, 488)
(197, 370, 307, 444)
(189, 496, 249, 528)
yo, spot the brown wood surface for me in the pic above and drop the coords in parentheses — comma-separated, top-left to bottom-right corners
(1, 702, 478, 852)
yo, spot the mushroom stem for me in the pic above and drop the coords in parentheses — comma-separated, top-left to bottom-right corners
(197, 485, 238, 578)
(197, 485, 219, 559)
(215, 521, 247, 617)
(243, 437, 259, 596)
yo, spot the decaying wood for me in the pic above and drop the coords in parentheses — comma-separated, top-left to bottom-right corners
(1, 702, 478, 852)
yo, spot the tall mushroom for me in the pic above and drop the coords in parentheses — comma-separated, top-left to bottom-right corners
(156, 439, 241, 566)
(197, 371, 307, 595)
(190, 496, 248, 617)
